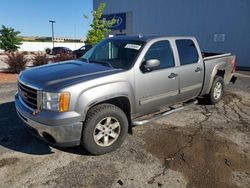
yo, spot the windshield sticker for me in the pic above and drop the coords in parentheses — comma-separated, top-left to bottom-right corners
(125, 44, 141, 50)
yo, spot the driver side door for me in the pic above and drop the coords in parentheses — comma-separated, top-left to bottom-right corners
(135, 40, 179, 116)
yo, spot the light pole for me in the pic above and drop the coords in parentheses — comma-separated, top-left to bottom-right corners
(49, 20, 56, 48)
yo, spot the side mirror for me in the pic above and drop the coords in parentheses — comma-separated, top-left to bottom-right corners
(142, 59, 160, 72)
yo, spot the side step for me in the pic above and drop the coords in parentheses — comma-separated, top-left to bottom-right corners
(132, 99, 198, 126)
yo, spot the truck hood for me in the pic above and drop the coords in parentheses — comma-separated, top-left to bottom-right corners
(19, 60, 122, 90)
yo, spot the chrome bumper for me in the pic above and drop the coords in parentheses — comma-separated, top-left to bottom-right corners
(15, 93, 83, 147)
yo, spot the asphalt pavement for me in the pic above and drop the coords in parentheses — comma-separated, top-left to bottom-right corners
(0, 73, 249, 187)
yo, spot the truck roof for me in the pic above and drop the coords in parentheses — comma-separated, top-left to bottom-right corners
(110, 35, 195, 42)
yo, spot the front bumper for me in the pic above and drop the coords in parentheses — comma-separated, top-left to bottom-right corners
(15, 93, 83, 147)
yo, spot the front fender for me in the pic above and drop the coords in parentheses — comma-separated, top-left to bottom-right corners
(75, 82, 135, 121)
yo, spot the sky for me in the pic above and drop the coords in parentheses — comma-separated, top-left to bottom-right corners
(0, 0, 93, 39)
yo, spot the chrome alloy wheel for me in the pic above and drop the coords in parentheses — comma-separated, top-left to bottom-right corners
(93, 117, 121, 147)
(213, 82, 222, 100)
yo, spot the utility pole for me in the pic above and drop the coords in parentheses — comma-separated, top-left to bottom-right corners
(49, 20, 56, 48)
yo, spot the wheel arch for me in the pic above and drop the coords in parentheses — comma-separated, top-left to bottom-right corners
(91, 97, 131, 123)
(84, 96, 133, 133)
(205, 62, 226, 94)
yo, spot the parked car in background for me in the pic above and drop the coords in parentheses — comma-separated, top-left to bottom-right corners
(52, 47, 72, 55)
(15, 35, 237, 155)
(73, 45, 93, 58)
(45, 48, 51, 55)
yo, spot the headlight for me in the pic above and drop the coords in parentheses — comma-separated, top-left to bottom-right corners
(42, 92, 70, 112)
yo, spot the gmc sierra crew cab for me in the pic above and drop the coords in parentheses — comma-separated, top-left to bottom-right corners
(15, 35, 237, 155)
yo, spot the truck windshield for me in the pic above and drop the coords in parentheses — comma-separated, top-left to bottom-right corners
(81, 39, 145, 69)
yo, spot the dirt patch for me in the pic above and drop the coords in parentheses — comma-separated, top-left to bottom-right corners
(222, 91, 250, 132)
(0, 157, 19, 168)
(223, 91, 242, 105)
(41, 160, 119, 188)
(143, 128, 250, 188)
(0, 73, 17, 83)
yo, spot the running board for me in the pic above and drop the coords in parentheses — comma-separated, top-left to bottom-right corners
(132, 100, 198, 126)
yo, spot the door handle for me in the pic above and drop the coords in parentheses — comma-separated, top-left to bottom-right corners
(195, 67, 202, 73)
(168, 73, 178, 79)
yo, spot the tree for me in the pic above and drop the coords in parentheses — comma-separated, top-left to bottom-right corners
(0, 25, 22, 52)
(84, 3, 115, 45)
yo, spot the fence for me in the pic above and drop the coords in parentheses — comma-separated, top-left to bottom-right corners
(0, 42, 85, 52)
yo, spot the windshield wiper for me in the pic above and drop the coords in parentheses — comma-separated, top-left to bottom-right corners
(89, 60, 113, 68)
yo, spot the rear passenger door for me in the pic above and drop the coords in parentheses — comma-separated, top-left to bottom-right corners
(176, 39, 204, 101)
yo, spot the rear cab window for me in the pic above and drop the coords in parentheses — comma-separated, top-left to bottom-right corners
(176, 39, 199, 65)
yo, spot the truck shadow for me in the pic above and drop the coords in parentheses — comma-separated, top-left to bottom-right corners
(0, 101, 53, 155)
(0, 101, 90, 156)
(54, 146, 90, 156)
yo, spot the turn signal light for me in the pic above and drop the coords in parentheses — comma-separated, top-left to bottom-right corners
(59, 93, 70, 112)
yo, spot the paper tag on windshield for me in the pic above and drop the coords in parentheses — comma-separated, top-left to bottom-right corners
(125, 44, 141, 50)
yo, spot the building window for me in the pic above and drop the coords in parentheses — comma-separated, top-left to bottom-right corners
(176, 39, 199, 65)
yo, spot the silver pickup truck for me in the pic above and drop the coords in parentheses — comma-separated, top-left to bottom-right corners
(15, 35, 237, 155)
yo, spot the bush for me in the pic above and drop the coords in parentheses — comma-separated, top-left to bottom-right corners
(33, 53, 49, 66)
(52, 53, 76, 63)
(22, 51, 29, 55)
(4, 52, 28, 73)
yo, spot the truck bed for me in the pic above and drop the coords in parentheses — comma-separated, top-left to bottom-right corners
(202, 52, 231, 61)
(200, 52, 236, 97)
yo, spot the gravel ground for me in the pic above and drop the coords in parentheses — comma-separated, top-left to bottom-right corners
(0, 73, 18, 83)
(0, 73, 249, 188)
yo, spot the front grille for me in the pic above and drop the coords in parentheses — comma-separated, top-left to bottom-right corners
(18, 82, 37, 109)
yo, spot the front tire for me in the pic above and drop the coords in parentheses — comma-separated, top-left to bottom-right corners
(81, 104, 128, 155)
(205, 76, 224, 104)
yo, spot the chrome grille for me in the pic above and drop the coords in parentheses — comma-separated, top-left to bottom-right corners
(18, 82, 37, 109)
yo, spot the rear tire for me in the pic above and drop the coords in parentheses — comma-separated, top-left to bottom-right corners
(205, 76, 224, 104)
(81, 103, 128, 155)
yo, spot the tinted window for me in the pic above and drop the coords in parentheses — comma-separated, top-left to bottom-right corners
(176, 39, 199, 65)
(94, 41, 119, 60)
(144, 41, 174, 69)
